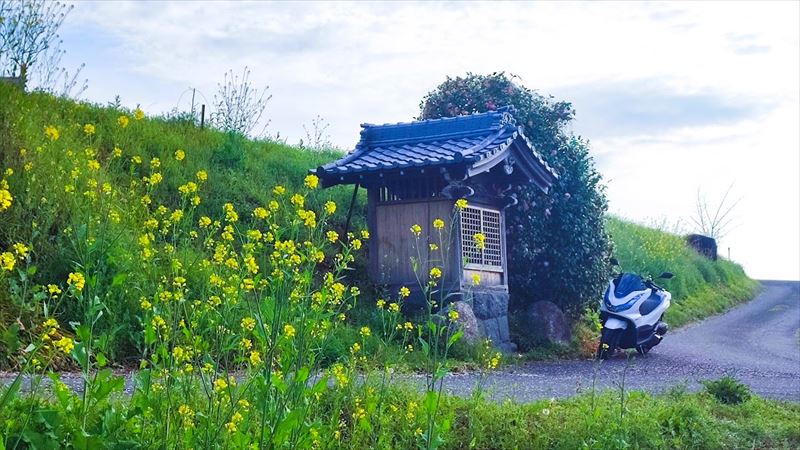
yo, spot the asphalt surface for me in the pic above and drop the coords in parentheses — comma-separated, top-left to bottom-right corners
(3, 281, 799, 402)
(434, 280, 800, 402)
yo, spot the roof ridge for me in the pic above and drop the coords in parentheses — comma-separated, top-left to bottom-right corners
(357, 107, 517, 148)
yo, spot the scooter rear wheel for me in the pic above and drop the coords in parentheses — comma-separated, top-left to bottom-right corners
(597, 327, 622, 360)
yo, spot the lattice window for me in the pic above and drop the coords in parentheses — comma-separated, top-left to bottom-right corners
(460, 206, 503, 269)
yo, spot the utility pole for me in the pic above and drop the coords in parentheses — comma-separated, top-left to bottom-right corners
(200, 104, 206, 129)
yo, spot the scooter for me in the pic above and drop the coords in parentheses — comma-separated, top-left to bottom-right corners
(597, 259, 674, 359)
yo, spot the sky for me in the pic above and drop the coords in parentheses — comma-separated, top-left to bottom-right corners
(56, 1, 799, 280)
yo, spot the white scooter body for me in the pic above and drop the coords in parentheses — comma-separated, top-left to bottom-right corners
(601, 280, 671, 330)
(598, 271, 673, 357)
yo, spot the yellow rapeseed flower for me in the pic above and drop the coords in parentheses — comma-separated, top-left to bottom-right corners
(83, 123, 96, 136)
(174, 149, 185, 161)
(456, 199, 468, 210)
(55, 337, 74, 354)
(472, 274, 481, 286)
(147, 173, 163, 186)
(324, 201, 336, 214)
(12, 243, 29, 259)
(433, 218, 445, 229)
(134, 108, 145, 120)
(290, 194, 304, 208)
(448, 309, 459, 322)
(47, 284, 62, 296)
(1, 252, 14, 271)
(273, 185, 286, 196)
(87, 159, 100, 171)
(359, 326, 371, 337)
(304, 174, 319, 189)
(429, 267, 442, 280)
(196, 170, 208, 182)
(351, 239, 362, 250)
(326, 230, 339, 243)
(283, 324, 296, 338)
(67, 272, 85, 291)
(474, 232, 486, 250)
(117, 115, 129, 128)
(249, 351, 262, 366)
(253, 207, 268, 219)
(44, 125, 60, 141)
(213, 377, 228, 393)
(410, 224, 422, 236)
(399, 286, 411, 298)
(241, 317, 256, 331)
(0, 188, 12, 211)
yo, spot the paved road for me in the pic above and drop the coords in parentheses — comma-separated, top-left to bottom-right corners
(435, 280, 800, 402)
(3, 281, 799, 402)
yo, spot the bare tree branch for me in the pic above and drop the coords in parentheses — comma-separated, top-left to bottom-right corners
(210, 66, 272, 136)
(0, 0, 72, 84)
(690, 183, 741, 240)
(301, 115, 333, 151)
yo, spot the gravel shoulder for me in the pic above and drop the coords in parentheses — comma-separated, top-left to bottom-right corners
(3, 281, 798, 402)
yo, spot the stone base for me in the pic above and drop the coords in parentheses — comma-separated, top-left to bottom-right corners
(465, 288, 516, 353)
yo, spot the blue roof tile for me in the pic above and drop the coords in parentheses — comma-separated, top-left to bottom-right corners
(314, 107, 557, 191)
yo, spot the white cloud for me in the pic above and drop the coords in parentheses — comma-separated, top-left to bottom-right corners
(59, 0, 799, 279)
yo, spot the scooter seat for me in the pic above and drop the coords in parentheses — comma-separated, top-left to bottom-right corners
(638, 291, 663, 315)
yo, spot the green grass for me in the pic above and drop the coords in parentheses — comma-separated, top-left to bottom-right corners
(0, 85, 757, 368)
(3, 379, 797, 449)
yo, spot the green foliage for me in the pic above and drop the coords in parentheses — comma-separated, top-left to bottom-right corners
(0, 83, 365, 362)
(419, 72, 611, 315)
(704, 375, 752, 405)
(3, 381, 798, 449)
(607, 217, 757, 327)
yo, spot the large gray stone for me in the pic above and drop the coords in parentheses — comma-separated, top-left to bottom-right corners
(519, 301, 572, 345)
(470, 290, 509, 320)
(497, 314, 510, 342)
(446, 301, 483, 346)
(481, 317, 500, 344)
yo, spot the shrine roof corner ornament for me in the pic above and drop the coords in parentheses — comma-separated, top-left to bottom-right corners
(312, 106, 558, 193)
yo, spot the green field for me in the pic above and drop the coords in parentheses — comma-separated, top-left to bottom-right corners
(0, 85, 775, 449)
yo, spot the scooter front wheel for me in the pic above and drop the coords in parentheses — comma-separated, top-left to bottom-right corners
(597, 327, 622, 360)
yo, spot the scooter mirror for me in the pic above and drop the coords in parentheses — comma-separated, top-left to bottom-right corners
(659, 272, 674, 279)
(610, 258, 619, 266)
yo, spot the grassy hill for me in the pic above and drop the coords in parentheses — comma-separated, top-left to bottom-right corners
(607, 217, 757, 328)
(1, 84, 786, 450)
(0, 84, 755, 365)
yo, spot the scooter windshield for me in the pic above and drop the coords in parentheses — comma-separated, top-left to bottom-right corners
(614, 273, 646, 297)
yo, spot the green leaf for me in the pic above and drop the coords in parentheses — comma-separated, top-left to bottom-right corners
(96, 353, 107, 368)
(143, 326, 156, 346)
(418, 337, 430, 356)
(295, 366, 310, 384)
(447, 329, 463, 347)
(1, 323, 20, 355)
(111, 273, 127, 287)
(272, 409, 303, 446)
(310, 374, 328, 395)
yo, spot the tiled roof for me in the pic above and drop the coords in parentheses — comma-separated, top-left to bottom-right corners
(313, 107, 557, 190)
